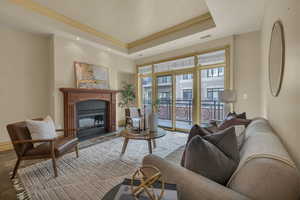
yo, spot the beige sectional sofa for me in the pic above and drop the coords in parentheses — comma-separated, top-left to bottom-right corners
(143, 118, 300, 200)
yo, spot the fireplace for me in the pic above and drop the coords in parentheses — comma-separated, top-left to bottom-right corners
(60, 88, 117, 139)
(76, 100, 107, 141)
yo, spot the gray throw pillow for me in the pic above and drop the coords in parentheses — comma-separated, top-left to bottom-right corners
(181, 125, 211, 166)
(184, 127, 239, 185)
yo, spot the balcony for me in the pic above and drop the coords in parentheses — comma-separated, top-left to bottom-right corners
(143, 99, 225, 130)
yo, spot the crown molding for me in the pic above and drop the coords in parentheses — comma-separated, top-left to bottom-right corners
(9, 0, 214, 52)
(10, 0, 128, 49)
(127, 12, 213, 49)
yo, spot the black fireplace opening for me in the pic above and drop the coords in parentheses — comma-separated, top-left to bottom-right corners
(76, 100, 107, 141)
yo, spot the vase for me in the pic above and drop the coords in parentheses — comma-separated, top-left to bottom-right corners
(148, 112, 158, 132)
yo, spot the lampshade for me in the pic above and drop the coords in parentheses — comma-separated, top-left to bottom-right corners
(219, 89, 237, 103)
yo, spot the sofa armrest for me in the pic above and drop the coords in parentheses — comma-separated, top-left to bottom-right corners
(143, 155, 250, 200)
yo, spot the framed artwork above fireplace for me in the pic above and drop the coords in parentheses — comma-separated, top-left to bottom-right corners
(74, 61, 109, 89)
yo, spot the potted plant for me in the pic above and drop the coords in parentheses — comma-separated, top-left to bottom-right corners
(118, 82, 136, 108)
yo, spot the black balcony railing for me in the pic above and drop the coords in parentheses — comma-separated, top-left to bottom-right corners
(200, 100, 224, 123)
(143, 99, 225, 125)
(142, 99, 224, 126)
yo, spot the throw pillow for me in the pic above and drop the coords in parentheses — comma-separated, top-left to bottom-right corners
(204, 123, 246, 150)
(225, 112, 247, 120)
(180, 125, 211, 166)
(26, 116, 57, 147)
(218, 117, 251, 130)
(184, 127, 239, 185)
(236, 112, 247, 119)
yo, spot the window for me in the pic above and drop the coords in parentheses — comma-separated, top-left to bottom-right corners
(157, 76, 172, 84)
(198, 50, 225, 66)
(138, 48, 228, 129)
(182, 74, 192, 80)
(138, 65, 152, 74)
(183, 89, 192, 100)
(207, 88, 224, 100)
(141, 77, 152, 108)
(159, 92, 170, 99)
(207, 67, 224, 77)
(154, 56, 194, 72)
(142, 77, 152, 86)
(143, 89, 152, 104)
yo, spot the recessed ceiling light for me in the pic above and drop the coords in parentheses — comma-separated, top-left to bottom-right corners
(76, 37, 80, 41)
(200, 34, 211, 39)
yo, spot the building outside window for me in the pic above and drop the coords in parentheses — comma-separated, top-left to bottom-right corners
(182, 89, 192, 99)
(159, 92, 170, 99)
(158, 76, 172, 84)
(207, 88, 224, 100)
(182, 74, 192, 80)
(207, 68, 224, 78)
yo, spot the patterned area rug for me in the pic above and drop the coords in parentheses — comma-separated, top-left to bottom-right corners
(13, 131, 187, 200)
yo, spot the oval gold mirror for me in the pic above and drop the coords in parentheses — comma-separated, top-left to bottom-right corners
(269, 20, 285, 97)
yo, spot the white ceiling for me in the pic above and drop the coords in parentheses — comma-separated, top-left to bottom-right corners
(0, 0, 268, 59)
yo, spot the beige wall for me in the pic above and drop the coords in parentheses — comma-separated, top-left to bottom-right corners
(234, 31, 261, 118)
(52, 36, 136, 129)
(0, 25, 51, 142)
(135, 33, 262, 118)
(261, 0, 300, 167)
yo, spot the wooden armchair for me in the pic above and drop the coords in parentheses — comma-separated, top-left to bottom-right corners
(7, 119, 79, 179)
(125, 107, 143, 129)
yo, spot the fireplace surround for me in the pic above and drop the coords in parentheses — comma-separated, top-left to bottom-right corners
(60, 88, 118, 139)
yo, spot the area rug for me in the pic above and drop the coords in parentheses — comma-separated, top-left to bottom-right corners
(12, 131, 187, 200)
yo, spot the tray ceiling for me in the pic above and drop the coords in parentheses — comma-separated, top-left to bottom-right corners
(0, 0, 268, 58)
(32, 0, 209, 43)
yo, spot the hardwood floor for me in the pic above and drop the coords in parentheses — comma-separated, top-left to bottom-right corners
(0, 150, 17, 200)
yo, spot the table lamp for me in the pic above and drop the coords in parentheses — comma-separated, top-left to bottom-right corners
(219, 89, 237, 113)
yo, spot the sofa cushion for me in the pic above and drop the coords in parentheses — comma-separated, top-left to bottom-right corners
(227, 118, 300, 200)
(184, 127, 239, 185)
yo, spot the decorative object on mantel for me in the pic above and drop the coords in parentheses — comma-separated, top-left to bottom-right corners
(74, 61, 109, 89)
(269, 20, 285, 97)
(219, 89, 236, 114)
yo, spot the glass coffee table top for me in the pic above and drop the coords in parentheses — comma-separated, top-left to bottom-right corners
(119, 129, 166, 155)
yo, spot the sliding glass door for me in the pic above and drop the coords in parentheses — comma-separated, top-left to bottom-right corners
(175, 73, 193, 130)
(157, 75, 173, 128)
(138, 47, 229, 131)
(141, 76, 152, 113)
(200, 67, 225, 124)
(198, 50, 226, 124)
